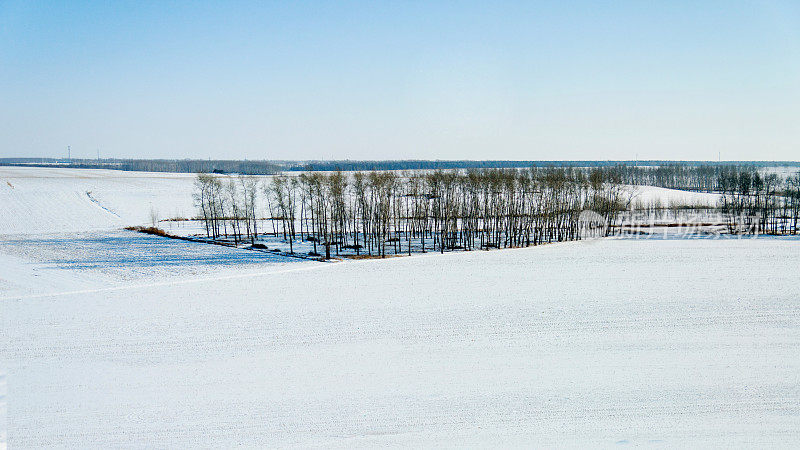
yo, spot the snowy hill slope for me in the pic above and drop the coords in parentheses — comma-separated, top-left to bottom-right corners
(0, 167, 200, 234)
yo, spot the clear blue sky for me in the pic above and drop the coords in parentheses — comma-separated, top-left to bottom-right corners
(1, 1, 798, 160)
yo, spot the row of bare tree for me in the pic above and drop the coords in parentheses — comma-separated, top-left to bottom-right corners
(193, 173, 260, 244)
(717, 167, 800, 234)
(194, 168, 630, 257)
(192, 166, 800, 256)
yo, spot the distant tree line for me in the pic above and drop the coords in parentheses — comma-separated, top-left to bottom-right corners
(4, 158, 798, 175)
(286, 159, 800, 172)
(291, 160, 626, 172)
(617, 164, 728, 192)
(0, 158, 280, 175)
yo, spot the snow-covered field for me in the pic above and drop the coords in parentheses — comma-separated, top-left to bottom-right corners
(0, 167, 197, 234)
(2, 167, 799, 447)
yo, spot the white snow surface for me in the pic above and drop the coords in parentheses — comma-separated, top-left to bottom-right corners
(624, 184, 721, 207)
(2, 166, 799, 448)
(1, 167, 220, 235)
(3, 233, 800, 447)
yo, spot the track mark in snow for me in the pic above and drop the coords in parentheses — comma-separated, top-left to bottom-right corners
(85, 191, 120, 217)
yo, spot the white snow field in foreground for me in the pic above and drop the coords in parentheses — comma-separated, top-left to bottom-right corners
(3, 234, 799, 447)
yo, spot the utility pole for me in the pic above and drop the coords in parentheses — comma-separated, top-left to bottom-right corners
(67, 145, 71, 163)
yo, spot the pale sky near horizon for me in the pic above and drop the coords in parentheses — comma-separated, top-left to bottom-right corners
(1, 1, 799, 161)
